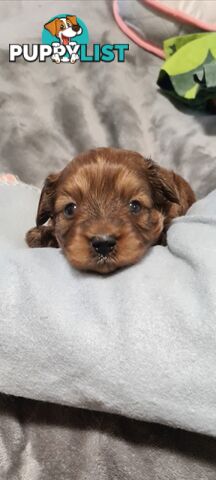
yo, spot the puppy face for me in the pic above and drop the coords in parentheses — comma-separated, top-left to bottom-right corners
(44, 16, 82, 44)
(28, 148, 189, 273)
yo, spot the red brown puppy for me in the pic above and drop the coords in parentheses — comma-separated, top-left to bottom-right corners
(26, 148, 195, 273)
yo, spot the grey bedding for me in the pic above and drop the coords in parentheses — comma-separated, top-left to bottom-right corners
(1, 0, 216, 197)
(1, 1, 216, 479)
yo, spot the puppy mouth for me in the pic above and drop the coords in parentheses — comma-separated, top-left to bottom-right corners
(61, 34, 70, 46)
(91, 249, 117, 272)
(95, 254, 114, 265)
(93, 250, 116, 264)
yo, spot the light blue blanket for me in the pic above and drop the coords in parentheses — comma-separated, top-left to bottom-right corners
(0, 181, 216, 436)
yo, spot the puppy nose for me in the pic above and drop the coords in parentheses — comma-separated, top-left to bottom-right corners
(91, 235, 116, 256)
(72, 24, 80, 32)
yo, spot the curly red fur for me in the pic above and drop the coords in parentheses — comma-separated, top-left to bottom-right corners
(26, 148, 195, 273)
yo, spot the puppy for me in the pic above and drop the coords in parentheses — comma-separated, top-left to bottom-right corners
(44, 16, 82, 64)
(26, 148, 195, 273)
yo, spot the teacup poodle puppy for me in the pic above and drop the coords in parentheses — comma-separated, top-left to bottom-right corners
(26, 148, 195, 273)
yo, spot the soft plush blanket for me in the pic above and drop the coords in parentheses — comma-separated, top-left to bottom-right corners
(1, 182, 216, 480)
(1, 181, 216, 438)
(1, 1, 216, 479)
(1, 180, 216, 479)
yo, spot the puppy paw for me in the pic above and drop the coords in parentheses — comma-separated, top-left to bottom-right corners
(25, 226, 59, 248)
(51, 54, 61, 64)
(70, 53, 79, 64)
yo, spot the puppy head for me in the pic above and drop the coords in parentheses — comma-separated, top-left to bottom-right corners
(36, 148, 179, 273)
(44, 16, 82, 43)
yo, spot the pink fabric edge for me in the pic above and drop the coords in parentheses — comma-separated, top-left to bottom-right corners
(113, 0, 216, 58)
(112, 0, 165, 59)
(0, 174, 19, 185)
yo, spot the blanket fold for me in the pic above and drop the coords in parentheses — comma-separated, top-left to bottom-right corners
(0, 183, 216, 437)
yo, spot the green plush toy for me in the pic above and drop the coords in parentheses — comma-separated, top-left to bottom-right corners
(157, 32, 216, 110)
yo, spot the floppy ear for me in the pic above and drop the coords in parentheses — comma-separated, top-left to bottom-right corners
(36, 173, 60, 227)
(145, 159, 180, 211)
(66, 15, 81, 31)
(66, 15, 79, 26)
(44, 19, 57, 36)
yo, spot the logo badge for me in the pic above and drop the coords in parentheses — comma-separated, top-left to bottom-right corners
(42, 14, 89, 63)
(9, 14, 129, 63)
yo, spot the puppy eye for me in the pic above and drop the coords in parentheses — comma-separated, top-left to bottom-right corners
(67, 22, 71, 27)
(64, 203, 77, 218)
(129, 200, 142, 214)
(60, 25, 64, 30)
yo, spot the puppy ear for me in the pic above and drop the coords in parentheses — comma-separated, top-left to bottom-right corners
(145, 159, 180, 210)
(36, 173, 60, 227)
(66, 15, 79, 26)
(44, 19, 57, 36)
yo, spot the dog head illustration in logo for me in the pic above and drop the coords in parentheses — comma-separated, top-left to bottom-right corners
(44, 15, 82, 63)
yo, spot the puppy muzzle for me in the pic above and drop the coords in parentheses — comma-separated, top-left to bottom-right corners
(61, 26, 81, 38)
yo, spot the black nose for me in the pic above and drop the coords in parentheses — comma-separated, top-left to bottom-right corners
(91, 235, 116, 256)
(72, 24, 80, 32)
